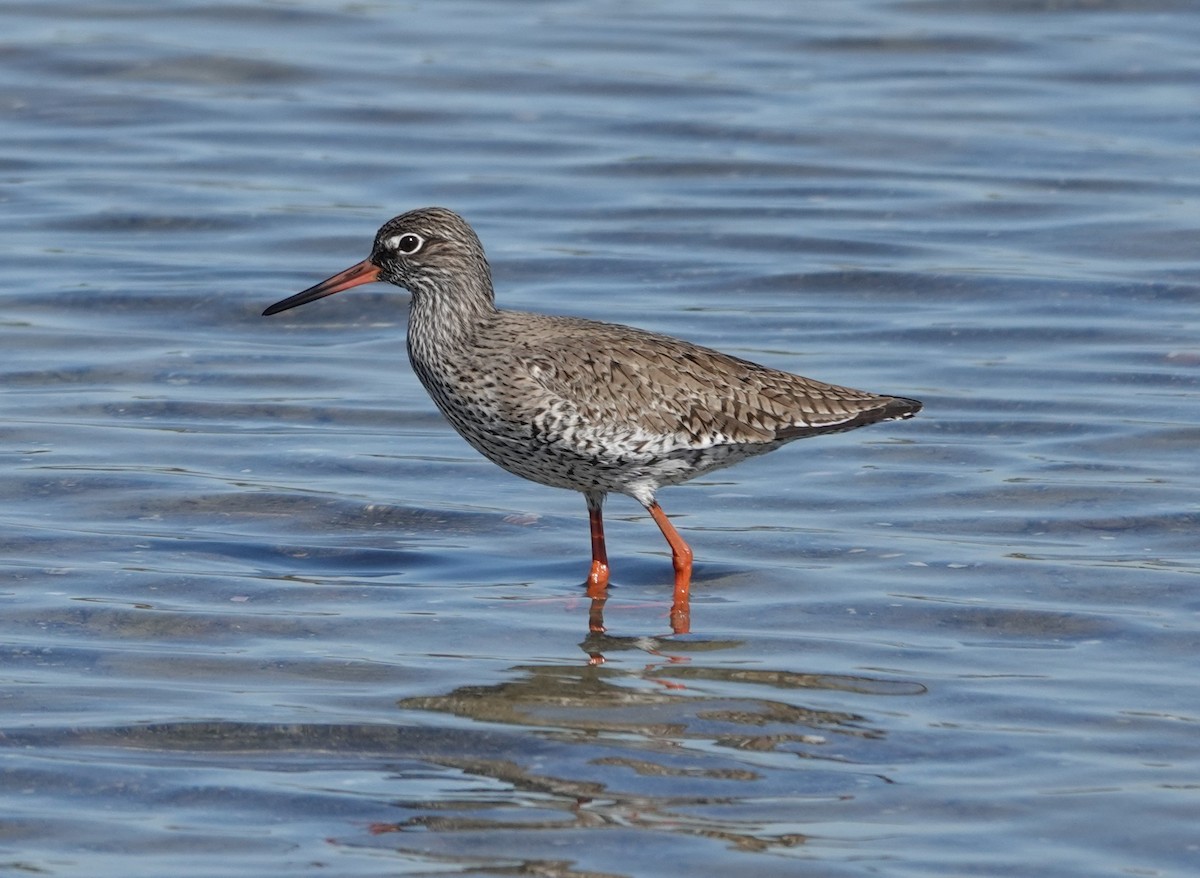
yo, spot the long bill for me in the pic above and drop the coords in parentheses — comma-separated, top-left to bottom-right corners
(262, 258, 381, 316)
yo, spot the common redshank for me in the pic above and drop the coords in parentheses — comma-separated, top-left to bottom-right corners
(263, 208, 921, 626)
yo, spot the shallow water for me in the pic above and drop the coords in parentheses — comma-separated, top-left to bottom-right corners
(3, 1, 1199, 876)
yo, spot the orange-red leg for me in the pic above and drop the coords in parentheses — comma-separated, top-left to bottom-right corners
(585, 493, 610, 597)
(647, 502, 692, 634)
(584, 493, 610, 634)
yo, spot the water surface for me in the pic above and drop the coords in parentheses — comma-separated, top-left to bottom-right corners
(2, 2, 1198, 876)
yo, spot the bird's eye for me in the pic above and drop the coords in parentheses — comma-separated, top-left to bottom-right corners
(385, 233, 425, 255)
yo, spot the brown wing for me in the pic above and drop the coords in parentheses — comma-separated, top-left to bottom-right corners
(492, 312, 919, 451)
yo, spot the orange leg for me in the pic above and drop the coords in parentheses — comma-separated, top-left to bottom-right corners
(584, 493, 610, 634)
(647, 502, 693, 634)
(585, 493, 610, 597)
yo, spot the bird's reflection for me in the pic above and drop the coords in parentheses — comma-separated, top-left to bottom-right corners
(581, 574, 691, 665)
(385, 655, 921, 856)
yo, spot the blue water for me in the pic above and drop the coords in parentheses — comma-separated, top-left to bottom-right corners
(3, 2, 1198, 876)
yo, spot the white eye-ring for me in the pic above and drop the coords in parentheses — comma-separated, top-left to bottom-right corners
(385, 233, 425, 255)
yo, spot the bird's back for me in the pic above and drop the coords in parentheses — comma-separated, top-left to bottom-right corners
(472, 311, 919, 450)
